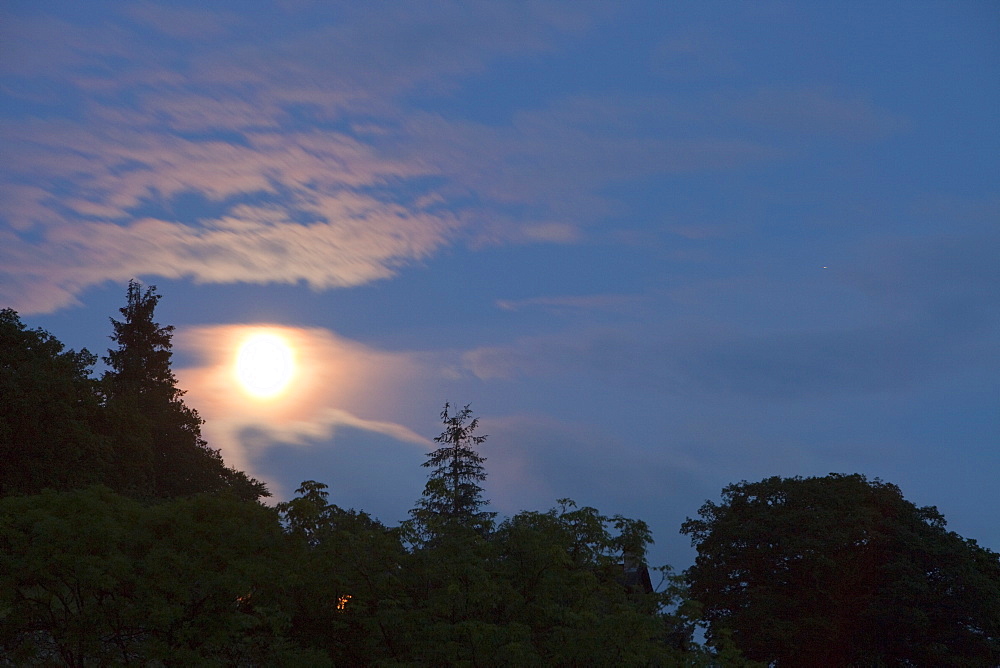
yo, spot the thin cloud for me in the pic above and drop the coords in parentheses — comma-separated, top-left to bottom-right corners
(1, 3, 910, 316)
(0, 117, 457, 313)
(732, 87, 911, 140)
(466, 235, 996, 399)
(175, 324, 433, 483)
(388, 103, 785, 227)
(1, 209, 458, 314)
(496, 293, 642, 313)
(0, 3, 595, 314)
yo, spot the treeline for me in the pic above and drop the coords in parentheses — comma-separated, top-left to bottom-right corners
(0, 483, 694, 665)
(0, 285, 700, 665)
(2, 284, 999, 666)
(0, 281, 265, 501)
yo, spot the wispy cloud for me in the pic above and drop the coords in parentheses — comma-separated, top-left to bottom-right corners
(175, 324, 433, 490)
(0, 3, 595, 313)
(387, 100, 786, 227)
(0, 104, 459, 312)
(496, 293, 642, 313)
(1, 2, 912, 315)
(466, 219, 1000, 398)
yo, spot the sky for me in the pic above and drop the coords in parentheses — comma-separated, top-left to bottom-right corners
(2, 1, 998, 568)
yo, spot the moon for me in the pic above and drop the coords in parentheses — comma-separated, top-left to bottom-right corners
(234, 332, 296, 399)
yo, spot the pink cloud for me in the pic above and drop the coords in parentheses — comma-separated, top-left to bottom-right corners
(175, 324, 433, 489)
(0, 113, 457, 312)
(0, 208, 458, 313)
(2, 3, 905, 317)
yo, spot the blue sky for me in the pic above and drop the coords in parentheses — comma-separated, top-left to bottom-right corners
(2, 1, 997, 568)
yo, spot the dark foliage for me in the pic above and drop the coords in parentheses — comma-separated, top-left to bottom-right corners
(5, 288, 994, 665)
(102, 280, 268, 500)
(682, 473, 1000, 666)
(0, 487, 319, 665)
(1, 283, 267, 502)
(0, 309, 106, 496)
(405, 403, 496, 542)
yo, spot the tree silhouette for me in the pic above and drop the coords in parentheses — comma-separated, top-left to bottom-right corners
(406, 403, 495, 541)
(682, 473, 1000, 666)
(0, 309, 106, 496)
(0, 487, 315, 664)
(103, 280, 267, 500)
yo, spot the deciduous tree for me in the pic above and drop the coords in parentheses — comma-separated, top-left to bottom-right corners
(0, 487, 315, 665)
(682, 473, 1000, 666)
(277, 480, 405, 665)
(0, 309, 106, 496)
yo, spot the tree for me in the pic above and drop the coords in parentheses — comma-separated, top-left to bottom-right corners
(277, 481, 406, 665)
(103, 280, 267, 500)
(489, 500, 671, 665)
(0, 487, 318, 665)
(0, 309, 107, 496)
(681, 473, 1000, 666)
(406, 403, 495, 540)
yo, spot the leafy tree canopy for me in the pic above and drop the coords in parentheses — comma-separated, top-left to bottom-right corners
(0, 486, 318, 665)
(0, 309, 106, 496)
(682, 473, 1000, 666)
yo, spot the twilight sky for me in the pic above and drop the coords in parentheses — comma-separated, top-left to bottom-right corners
(2, 1, 998, 567)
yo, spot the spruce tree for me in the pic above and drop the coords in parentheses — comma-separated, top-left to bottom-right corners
(407, 403, 495, 540)
(103, 280, 267, 500)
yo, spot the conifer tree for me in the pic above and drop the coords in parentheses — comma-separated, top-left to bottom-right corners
(103, 280, 267, 500)
(407, 403, 495, 539)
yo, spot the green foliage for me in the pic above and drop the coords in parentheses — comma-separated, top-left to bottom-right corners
(0, 481, 700, 666)
(277, 481, 406, 665)
(391, 403, 695, 664)
(0, 487, 319, 666)
(269, 465, 691, 665)
(1, 283, 268, 502)
(103, 280, 179, 403)
(2, 298, 723, 664)
(0, 309, 107, 496)
(17, 317, 992, 667)
(682, 473, 1000, 666)
(489, 499, 686, 666)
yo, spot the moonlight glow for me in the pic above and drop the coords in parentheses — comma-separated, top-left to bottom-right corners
(235, 332, 296, 399)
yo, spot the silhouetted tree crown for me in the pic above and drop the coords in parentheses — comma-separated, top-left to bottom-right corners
(9, 290, 998, 665)
(103, 280, 177, 401)
(1, 284, 266, 501)
(102, 280, 267, 500)
(0, 309, 106, 496)
(682, 473, 1000, 666)
(407, 403, 495, 540)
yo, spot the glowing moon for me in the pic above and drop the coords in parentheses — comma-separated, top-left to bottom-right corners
(235, 332, 296, 399)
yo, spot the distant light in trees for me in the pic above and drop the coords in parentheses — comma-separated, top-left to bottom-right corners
(336, 594, 352, 611)
(234, 331, 296, 399)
